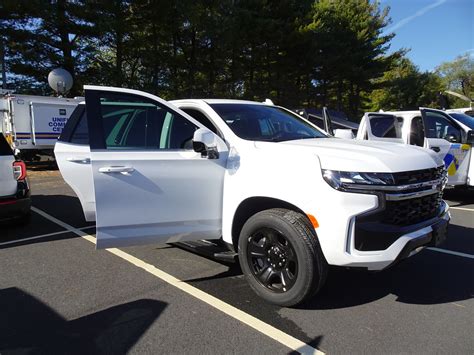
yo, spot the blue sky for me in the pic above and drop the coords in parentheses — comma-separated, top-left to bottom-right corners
(380, 0, 473, 71)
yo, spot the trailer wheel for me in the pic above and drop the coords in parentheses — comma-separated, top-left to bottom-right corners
(238, 208, 327, 307)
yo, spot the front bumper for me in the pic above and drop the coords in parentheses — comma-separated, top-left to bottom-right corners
(342, 201, 450, 270)
(0, 180, 31, 221)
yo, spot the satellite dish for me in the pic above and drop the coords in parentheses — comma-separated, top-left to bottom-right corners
(48, 68, 73, 94)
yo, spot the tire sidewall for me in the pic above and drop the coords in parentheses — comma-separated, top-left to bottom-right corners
(238, 211, 317, 306)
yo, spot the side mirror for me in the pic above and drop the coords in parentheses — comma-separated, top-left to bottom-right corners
(193, 128, 219, 159)
(445, 134, 459, 143)
(333, 129, 355, 139)
(466, 130, 474, 144)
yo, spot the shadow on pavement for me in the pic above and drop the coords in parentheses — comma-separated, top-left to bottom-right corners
(443, 224, 474, 254)
(32, 194, 94, 229)
(300, 250, 473, 310)
(26, 161, 58, 171)
(444, 188, 474, 207)
(0, 287, 166, 354)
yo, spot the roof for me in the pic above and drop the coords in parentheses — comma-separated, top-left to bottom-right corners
(171, 98, 268, 105)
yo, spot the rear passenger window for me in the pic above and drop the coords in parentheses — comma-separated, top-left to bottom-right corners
(369, 115, 403, 138)
(70, 112, 89, 145)
(180, 108, 220, 136)
(89, 92, 198, 150)
(0, 134, 13, 156)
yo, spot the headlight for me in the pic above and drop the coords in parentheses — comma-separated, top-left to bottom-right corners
(322, 169, 395, 191)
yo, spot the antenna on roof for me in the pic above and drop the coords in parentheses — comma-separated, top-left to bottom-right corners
(264, 98, 274, 105)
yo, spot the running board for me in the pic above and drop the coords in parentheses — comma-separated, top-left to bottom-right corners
(175, 240, 238, 263)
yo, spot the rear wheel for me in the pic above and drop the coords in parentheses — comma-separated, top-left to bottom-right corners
(238, 208, 327, 307)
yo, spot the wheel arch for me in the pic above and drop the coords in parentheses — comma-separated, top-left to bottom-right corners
(231, 196, 306, 249)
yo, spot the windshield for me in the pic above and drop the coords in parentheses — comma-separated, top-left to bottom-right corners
(209, 103, 328, 142)
(449, 113, 474, 130)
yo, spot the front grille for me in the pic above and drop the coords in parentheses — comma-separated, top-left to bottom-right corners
(392, 166, 444, 185)
(383, 191, 443, 226)
(353, 166, 446, 251)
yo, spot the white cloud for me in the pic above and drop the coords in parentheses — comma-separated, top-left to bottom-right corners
(384, 0, 448, 34)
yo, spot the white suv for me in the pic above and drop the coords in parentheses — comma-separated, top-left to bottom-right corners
(55, 86, 449, 306)
(0, 134, 30, 223)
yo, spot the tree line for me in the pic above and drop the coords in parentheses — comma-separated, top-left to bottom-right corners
(1, 0, 472, 120)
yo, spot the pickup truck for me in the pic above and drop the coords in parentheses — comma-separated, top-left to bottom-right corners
(356, 108, 474, 188)
(55, 86, 450, 306)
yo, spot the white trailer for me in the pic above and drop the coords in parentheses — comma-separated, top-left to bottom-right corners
(0, 94, 82, 159)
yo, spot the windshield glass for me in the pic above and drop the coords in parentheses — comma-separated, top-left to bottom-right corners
(209, 103, 327, 142)
(449, 113, 474, 130)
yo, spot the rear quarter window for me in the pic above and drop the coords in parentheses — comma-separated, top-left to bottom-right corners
(0, 134, 13, 156)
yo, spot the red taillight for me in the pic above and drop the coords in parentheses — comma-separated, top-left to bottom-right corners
(13, 161, 27, 180)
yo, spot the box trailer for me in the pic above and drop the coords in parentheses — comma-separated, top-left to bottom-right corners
(0, 94, 82, 160)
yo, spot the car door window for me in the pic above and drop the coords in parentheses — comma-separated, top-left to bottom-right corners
(0, 134, 12, 155)
(88, 92, 198, 150)
(369, 115, 402, 138)
(424, 111, 461, 142)
(180, 108, 220, 136)
(409, 116, 425, 147)
(70, 111, 89, 144)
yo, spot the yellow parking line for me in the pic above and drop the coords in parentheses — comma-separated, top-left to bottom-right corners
(427, 247, 474, 259)
(30, 206, 324, 355)
(449, 206, 474, 212)
(0, 225, 94, 247)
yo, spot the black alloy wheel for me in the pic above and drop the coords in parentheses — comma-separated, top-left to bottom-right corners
(247, 227, 298, 292)
(238, 208, 328, 307)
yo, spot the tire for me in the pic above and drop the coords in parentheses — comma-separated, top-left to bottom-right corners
(238, 208, 328, 307)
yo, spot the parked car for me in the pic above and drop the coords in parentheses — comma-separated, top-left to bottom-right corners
(0, 133, 31, 223)
(356, 108, 474, 188)
(55, 86, 449, 306)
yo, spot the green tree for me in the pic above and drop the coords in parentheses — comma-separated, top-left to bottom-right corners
(1, 0, 96, 95)
(302, 0, 398, 117)
(368, 56, 442, 111)
(436, 54, 474, 108)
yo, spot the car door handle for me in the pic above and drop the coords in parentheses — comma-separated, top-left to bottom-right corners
(430, 146, 441, 153)
(98, 166, 135, 174)
(67, 157, 91, 164)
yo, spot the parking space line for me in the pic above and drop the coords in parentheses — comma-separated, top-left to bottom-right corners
(427, 247, 474, 259)
(449, 206, 474, 212)
(0, 225, 95, 247)
(30, 206, 323, 355)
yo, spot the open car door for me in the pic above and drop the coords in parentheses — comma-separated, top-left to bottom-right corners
(356, 113, 404, 143)
(84, 86, 228, 249)
(420, 108, 471, 185)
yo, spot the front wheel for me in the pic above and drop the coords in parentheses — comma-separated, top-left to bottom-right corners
(238, 208, 328, 307)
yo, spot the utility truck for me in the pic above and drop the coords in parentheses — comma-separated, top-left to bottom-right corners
(356, 108, 474, 188)
(0, 94, 82, 160)
(55, 86, 449, 306)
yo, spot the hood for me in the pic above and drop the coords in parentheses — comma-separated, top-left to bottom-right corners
(273, 138, 442, 172)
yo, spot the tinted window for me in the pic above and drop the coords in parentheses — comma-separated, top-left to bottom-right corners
(424, 111, 461, 142)
(89, 92, 198, 150)
(0, 134, 13, 156)
(308, 117, 324, 129)
(210, 104, 327, 142)
(70, 111, 89, 144)
(449, 113, 474, 130)
(369, 115, 402, 138)
(180, 108, 219, 135)
(409, 116, 425, 147)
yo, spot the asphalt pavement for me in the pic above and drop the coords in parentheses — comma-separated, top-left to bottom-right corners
(1, 167, 473, 354)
